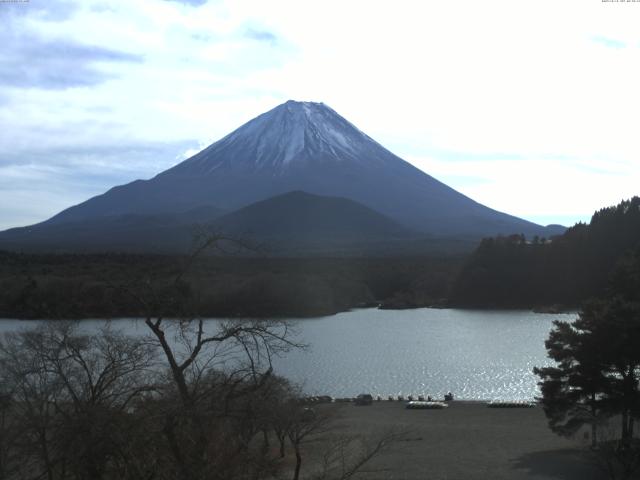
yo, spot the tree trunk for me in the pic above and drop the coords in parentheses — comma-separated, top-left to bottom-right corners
(163, 415, 192, 480)
(145, 320, 191, 406)
(622, 409, 630, 445)
(590, 394, 598, 448)
(293, 445, 302, 480)
(39, 429, 55, 480)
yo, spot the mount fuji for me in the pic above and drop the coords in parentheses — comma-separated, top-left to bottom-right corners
(0, 100, 563, 253)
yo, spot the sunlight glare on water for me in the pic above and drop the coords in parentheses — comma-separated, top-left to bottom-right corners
(269, 308, 576, 401)
(0, 308, 576, 401)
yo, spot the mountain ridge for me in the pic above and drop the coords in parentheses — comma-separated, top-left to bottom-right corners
(1, 100, 564, 253)
(0, 191, 425, 254)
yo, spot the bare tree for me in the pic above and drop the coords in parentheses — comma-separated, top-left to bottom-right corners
(0, 322, 156, 480)
(277, 400, 407, 480)
(286, 404, 336, 480)
(0, 233, 401, 480)
(118, 233, 304, 480)
(312, 428, 407, 480)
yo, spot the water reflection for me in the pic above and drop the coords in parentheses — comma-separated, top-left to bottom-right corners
(0, 308, 576, 400)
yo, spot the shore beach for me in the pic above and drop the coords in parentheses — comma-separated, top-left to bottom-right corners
(318, 400, 603, 480)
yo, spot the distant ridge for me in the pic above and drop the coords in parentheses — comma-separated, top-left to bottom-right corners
(0, 192, 419, 254)
(0, 208, 224, 253)
(211, 190, 417, 249)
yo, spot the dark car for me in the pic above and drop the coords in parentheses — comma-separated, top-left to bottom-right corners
(354, 393, 373, 406)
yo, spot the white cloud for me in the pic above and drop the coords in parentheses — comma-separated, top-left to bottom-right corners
(406, 154, 640, 226)
(2, 0, 640, 228)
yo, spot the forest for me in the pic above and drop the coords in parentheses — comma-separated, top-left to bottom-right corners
(2, 197, 639, 319)
(450, 197, 640, 309)
(0, 252, 462, 319)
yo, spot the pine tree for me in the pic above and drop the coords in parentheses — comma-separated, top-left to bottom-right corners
(535, 247, 640, 448)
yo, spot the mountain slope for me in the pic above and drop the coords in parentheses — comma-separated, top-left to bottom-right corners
(0, 192, 421, 254)
(37, 100, 556, 239)
(212, 190, 416, 248)
(0, 207, 224, 253)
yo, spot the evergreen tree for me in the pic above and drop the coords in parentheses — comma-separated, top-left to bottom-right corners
(452, 197, 640, 308)
(535, 247, 640, 449)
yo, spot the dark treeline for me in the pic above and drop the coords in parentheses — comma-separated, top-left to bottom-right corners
(4, 196, 640, 318)
(451, 197, 640, 309)
(0, 252, 463, 319)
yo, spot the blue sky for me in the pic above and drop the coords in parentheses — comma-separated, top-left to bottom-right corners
(1, 0, 639, 230)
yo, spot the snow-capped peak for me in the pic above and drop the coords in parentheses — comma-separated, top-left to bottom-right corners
(167, 100, 393, 175)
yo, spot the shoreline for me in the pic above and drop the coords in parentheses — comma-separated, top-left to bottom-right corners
(0, 305, 578, 322)
(308, 398, 539, 405)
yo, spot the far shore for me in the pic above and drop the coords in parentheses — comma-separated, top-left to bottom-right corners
(0, 303, 579, 322)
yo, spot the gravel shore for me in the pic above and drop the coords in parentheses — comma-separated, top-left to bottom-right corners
(321, 400, 604, 480)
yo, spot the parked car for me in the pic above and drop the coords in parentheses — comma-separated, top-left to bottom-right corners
(354, 393, 373, 405)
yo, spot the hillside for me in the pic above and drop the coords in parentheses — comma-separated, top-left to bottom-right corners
(0, 207, 224, 254)
(0, 192, 468, 255)
(211, 191, 418, 252)
(450, 197, 640, 309)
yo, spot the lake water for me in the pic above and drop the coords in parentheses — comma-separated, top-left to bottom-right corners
(0, 308, 576, 401)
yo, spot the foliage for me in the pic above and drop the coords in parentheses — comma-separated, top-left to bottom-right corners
(0, 252, 462, 319)
(452, 197, 640, 308)
(535, 245, 640, 478)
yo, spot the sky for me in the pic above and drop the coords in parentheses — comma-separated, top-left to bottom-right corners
(1, 0, 639, 230)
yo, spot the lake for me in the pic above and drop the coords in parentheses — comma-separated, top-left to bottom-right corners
(0, 308, 575, 401)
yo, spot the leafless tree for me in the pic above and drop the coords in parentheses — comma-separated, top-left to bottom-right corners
(312, 428, 407, 480)
(273, 398, 408, 480)
(117, 233, 304, 480)
(0, 321, 156, 480)
(287, 404, 335, 480)
(0, 233, 402, 480)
